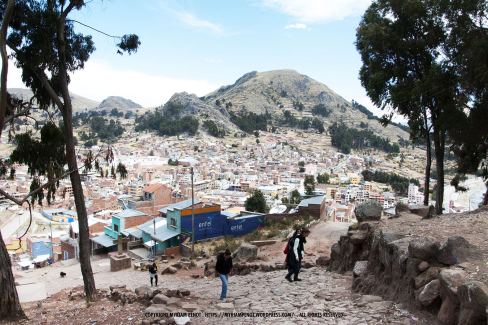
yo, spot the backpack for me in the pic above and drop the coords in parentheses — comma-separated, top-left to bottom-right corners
(283, 236, 295, 254)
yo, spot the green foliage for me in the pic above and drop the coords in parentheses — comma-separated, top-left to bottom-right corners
(245, 190, 268, 213)
(229, 111, 269, 133)
(316, 173, 330, 184)
(304, 175, 315, 195)
(362, 170, 419, 195)
(292, 100, 304, 111)
(203, 120, 226, 137)
(281, 111, 324, 133)
(290, 189, 301, 205)
(329, 122, 400, 154)
(116, 34, 141, 55)
(89, 117, 124, 140)
(298, 161, 305, 167)
(311, 104, 331, 117)
(116, 162, 128, 179)
(10, 122, 66, 177)
(135, 103, 199, 136)
(168, 158, 179, 166)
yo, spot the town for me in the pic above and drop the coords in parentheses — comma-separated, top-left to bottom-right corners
(0, 124, 454, 267)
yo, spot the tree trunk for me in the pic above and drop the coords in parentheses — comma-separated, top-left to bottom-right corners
(0, 0, 26, 321)
(56, 8, 97, 301)
(0, 231, 26, 320)
(423, 129, 432, 206)
(433, 129, 446, 214)
(483, 183, 488, 206)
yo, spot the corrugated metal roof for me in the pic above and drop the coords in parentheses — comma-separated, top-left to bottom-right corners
(298, 195, 325, 207)
(114, 209, 146, 219)
(91, 234, 116, 247)
(138, 217, 179, 242)
(121, 227, 143, 239)
(159, 199, 201, 214)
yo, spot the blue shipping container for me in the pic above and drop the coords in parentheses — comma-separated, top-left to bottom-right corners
(226, 215, 264, 237)
(180, 211, 227, 241)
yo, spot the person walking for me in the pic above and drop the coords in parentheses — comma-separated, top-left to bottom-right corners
(148, 262, 158, 287)
(296, 228, 311, 279)
(215, 249, 233, 302)
(285, 229, 301, 282)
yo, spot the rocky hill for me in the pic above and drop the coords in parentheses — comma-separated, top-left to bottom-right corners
(97, 96, 142, 111)
(8, 88, 99, 113)
(193, 70, 408, 140)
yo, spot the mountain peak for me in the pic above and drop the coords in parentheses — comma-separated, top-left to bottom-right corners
(97, 96, 142, 110)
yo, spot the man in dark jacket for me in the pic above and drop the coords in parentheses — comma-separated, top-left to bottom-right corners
(148, 262, 158, 287)
(215, 249, 233, 301)
(285, 228, 310, 282)
(285, 229, 301, 282)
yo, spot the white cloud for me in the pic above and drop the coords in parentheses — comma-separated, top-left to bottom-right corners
(263, 0, 372, 23)
(7, 59, 218, 107)
(173, 10, 224, 36)
(284, 23, 309, 30)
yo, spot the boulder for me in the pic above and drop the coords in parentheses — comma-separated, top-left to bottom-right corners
(409, 204, 435, 219)
(394, 202, 410, 217)
(162, 266, 178, 275)
(353, 261, 368, 278)
(152, 294, 170, 305)
(316, 256, 330, 267)
(408, 237, 440, 262)
(437, 236, 476, 265)
(146, 288, 162, 300)
(415, 267, 441, 289)
(418, 261, 430, 272)
(437, 295, 459, 325)
(109, 285, 127, 291)
(350, 231, 368, 244)
(354, 201, 382, 222)
(232, 243, 258, 261)
(418, 279, 441, 307)
(135, 285, 151, 297)
(438, 268, 468, 299)
(457, 281, 488, 325)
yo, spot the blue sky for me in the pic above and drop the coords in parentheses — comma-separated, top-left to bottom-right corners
(10, 0, 382, 114)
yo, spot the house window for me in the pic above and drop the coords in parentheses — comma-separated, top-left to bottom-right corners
(114, 224, 119, 232)
(170, 218, 176, 227)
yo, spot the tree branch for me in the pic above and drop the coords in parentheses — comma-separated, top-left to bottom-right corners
(6, 40, 65, 111)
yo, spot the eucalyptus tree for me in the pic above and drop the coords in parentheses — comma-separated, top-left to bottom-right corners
(356, 0, 459, 214)
(0, 0, 140, 310)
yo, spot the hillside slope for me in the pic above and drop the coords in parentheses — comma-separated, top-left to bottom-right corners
(202, 70, 408, 140)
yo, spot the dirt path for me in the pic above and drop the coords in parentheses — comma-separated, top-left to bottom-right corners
(257, 220, 351, 265)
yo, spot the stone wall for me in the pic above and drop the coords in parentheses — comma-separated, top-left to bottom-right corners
(328, 220, 488, 325)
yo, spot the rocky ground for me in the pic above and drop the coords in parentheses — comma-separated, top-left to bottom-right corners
(384, 208, 488, 284)
(329, 204, 488, 325)
(7, 267, 434, 325)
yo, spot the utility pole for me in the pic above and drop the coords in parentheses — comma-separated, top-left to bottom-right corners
(153, 218, 156, 258)
(50, 221, 54, 261)
(191, 166, 195, 256)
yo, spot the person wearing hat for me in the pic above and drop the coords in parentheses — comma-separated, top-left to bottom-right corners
(215, 249, 233, 301)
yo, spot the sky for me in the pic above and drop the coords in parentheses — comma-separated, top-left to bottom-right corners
(8, 0, 385, 115)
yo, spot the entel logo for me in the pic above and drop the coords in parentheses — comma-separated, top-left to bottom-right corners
(199, 221, 211, 228)
(231, 224, 243, 231)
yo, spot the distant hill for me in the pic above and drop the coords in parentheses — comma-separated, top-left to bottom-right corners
(97, 96, 142, 111)
(154, 92, 240, 134)
(156, 70, 409, 140)
(8, 88, 99, 113)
